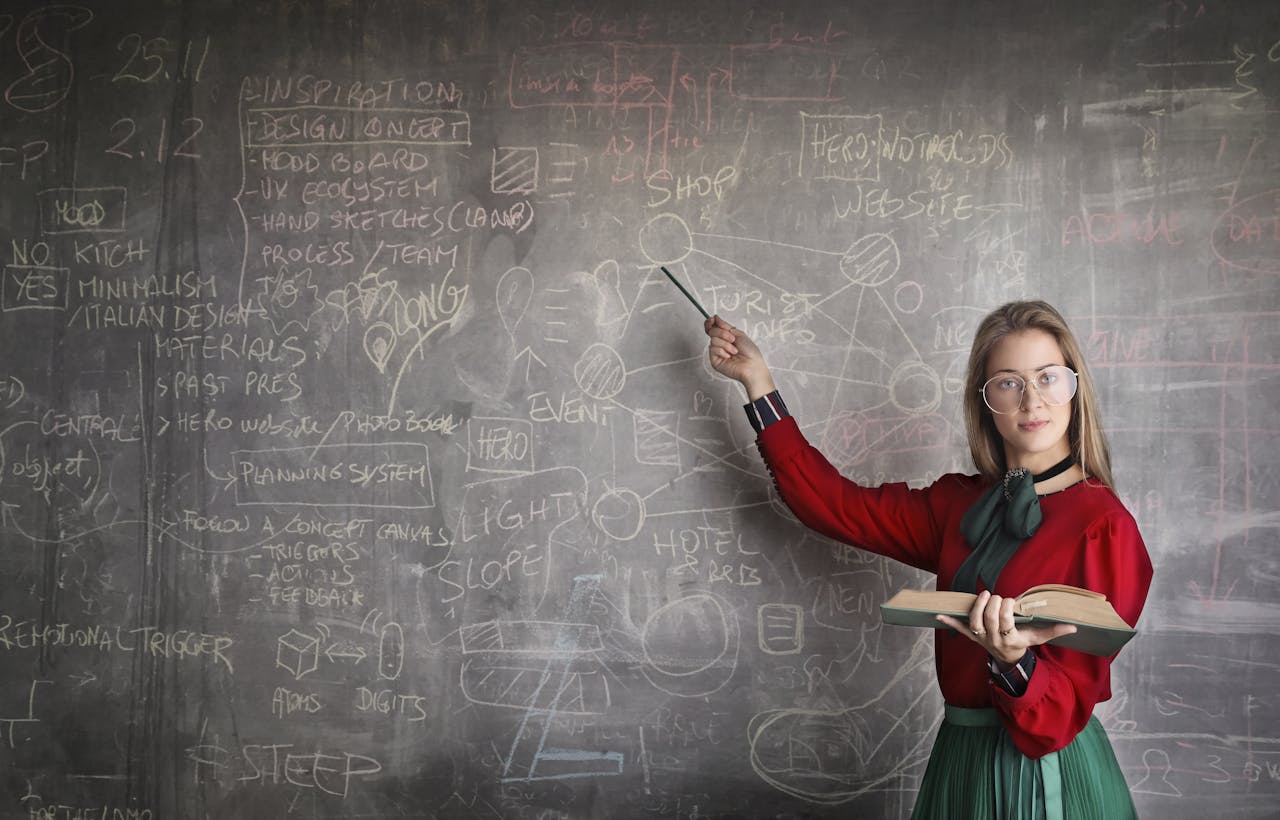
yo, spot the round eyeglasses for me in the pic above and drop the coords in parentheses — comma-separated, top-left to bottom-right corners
(980, 365, 1078, 414)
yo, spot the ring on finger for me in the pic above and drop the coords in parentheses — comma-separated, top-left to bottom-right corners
(972, 629, 986, 637)
(999, 629, 1013, 637)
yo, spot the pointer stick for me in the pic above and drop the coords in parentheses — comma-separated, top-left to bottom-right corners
(660, 266, 711, 320)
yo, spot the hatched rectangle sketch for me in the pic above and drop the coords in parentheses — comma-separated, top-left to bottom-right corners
(461, 620, 609, 714)
(492, 147, 539, 194)
(634, 409, 680, 467)
(461, 658, 611, 716)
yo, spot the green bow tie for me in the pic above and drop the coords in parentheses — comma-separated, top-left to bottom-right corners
(953, 468, 1043, 593)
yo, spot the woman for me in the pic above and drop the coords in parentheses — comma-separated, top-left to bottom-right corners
(704, 300, 1151, 818)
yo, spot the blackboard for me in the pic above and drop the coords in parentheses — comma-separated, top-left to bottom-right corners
(0, 1, 1277, 817)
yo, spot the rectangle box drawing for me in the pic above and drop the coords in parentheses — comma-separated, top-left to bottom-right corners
(758, 604, 804, 655)
(37, 187, 128, 235)
(467, 417, 535, 474)
(232, 442, 435, 509)
(3, 265, 70, 311)
(244, 107, 471, 147)
(492, 147, 539, 194)
(799, 113, 881, 182)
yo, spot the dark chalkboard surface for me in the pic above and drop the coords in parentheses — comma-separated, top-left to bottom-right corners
(0, 1, 1277, 818)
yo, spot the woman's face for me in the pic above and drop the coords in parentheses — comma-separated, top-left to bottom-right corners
(983, 329, 1073, 473)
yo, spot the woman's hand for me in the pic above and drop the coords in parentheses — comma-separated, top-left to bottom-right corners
(936, 590, 1078, 667)
(704, 315, 776, 398)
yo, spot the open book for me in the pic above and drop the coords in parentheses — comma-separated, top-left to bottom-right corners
(880, 583, 1137, 656)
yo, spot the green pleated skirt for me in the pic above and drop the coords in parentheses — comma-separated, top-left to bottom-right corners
(911, 706, 1137, 820)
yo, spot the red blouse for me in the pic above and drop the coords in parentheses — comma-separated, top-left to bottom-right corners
(757, 416, 1153, 759)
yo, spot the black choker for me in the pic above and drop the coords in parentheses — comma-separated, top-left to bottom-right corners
(1031, 454, 1075, 483)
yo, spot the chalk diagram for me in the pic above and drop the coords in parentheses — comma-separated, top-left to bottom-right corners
(629, 213, 962, 802)
(496, 209, 957, 557)
(430, 210, 959, 800)
(451, 579, 741, 783)
(494, 208, 958, 534)
(416, 457, 745, 782)
(276, 625, 371, 681)
(636, 210, 949, 422)
(3, 6, 93, 113)
(488, 208, 957, 532)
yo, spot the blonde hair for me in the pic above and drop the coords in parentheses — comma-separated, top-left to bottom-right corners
(963, 301, 1114, 489)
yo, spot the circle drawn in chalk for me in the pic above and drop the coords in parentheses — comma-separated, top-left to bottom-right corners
(638, 213, 694, 266)
(591, 487, 645, 540)
(642, 594, 733, 677)
(889, 360, 942, 415)
(363, 322, 398, 373)
(840, 233, 900, 286)
(574, 343, 626, 399)
(893, 280, 924, 313)
(496, 266, 534, 335)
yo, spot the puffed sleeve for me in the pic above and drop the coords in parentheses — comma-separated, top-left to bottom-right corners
(756, 416, 947, 573)
(990, 509, 1153, 758)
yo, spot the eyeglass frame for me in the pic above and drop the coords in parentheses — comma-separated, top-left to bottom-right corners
(979, 365, 1079, 415)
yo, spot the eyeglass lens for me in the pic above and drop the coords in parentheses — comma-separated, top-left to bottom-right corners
(982, 366, 1077, 414)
